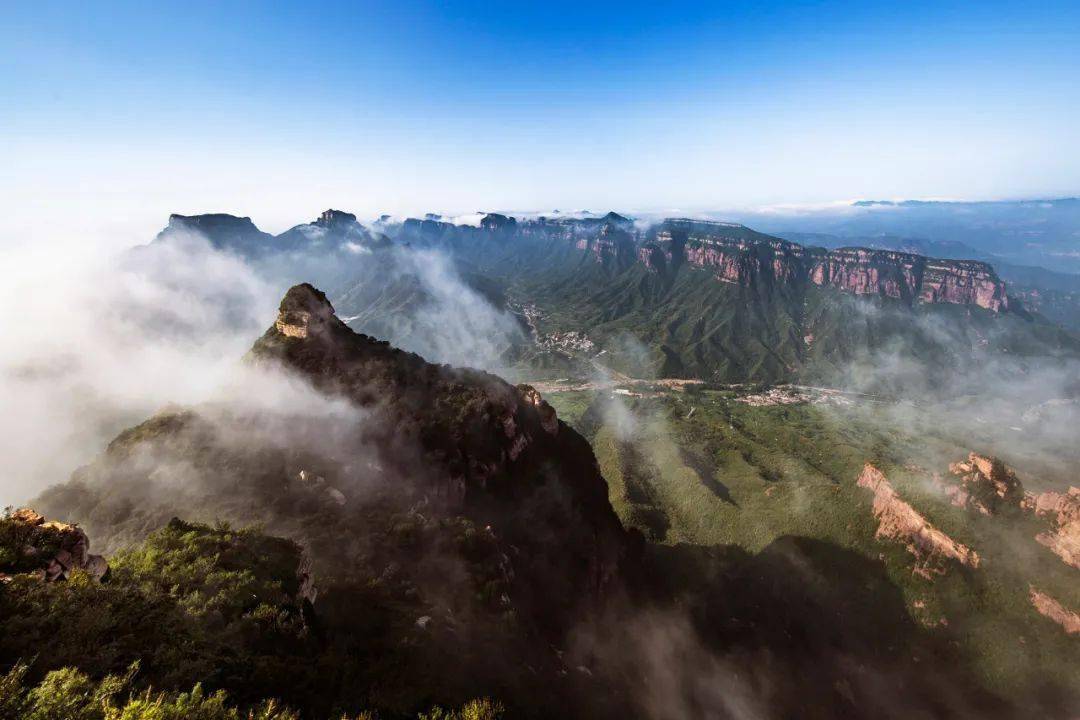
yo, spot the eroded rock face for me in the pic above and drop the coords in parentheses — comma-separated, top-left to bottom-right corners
(272, 282, 337, 339)
(1029, 587, 1080, 634)
(648, 219, 1010, 311)
(943, 452, 1080, 570)
(517, 384, 559, 436)
(808, 248, 922, 303)
(946, 453, 1025, 515)
(595, 223, 635, 265)
(1, 508, 108, 582)
(857, 464, 979, 578)
(1032, 487, 1080, 570)
(919, 260, 1009, 312)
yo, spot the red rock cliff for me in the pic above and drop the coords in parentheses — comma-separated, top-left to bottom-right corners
(645, 220, 1010, 312)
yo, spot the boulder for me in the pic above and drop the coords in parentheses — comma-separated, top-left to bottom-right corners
(1, 508, 108, 581)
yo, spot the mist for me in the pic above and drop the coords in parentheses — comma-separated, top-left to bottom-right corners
(0, 230, 286, 504)
(0, 213, 536, 507)
(824, 303, 1080, 489)
(372, 246, 527, 371)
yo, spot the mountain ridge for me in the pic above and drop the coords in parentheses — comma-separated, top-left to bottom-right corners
(159, 209, 1017, 313)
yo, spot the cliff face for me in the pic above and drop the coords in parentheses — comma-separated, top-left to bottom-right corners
(919, 259, 1009, 311)
(808, 248, 923, 303)
(645, 220, 1010, 311)
(646, 219, 807, 285)
(857, 464, 980, 578)
(575, 223, 636, 267)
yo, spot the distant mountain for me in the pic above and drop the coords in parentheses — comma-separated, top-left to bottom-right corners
(380, 214, 1077, 389)
(157, 213, 274, 254)
(149, 209, 1080, 391)
(775, 231, 992, 262)
(737, 197, 1080, 273)
(776, 230, 1080, 331)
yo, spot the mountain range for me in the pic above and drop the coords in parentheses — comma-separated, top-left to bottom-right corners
(3, 196, 1079, 717)
(159, 208, 1080, 393)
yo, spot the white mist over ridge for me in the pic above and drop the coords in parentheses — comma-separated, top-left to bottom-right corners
(0, 218, 530, 504)
(0, 230, 315, 503)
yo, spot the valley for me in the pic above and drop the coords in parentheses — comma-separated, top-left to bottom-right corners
(8, 7, 1080, 718)
(539, 381, 1079, 704)
(4, 208, 1079, 719)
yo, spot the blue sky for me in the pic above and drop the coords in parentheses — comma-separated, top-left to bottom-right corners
(3, 0, 1080, 240)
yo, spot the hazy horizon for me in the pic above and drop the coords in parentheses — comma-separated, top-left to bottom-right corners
(5, 0, 1080, 248)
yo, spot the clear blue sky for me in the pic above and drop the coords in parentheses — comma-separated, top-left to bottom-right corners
(3, 0, 1080, 241)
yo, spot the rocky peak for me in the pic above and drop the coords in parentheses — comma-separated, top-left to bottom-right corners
(155, 213, 274, 254)
(165, 212, 261, 235)
(600, 211, 634, 230)
(246, 283, 630, 628)
(480, 213, 517, 230)
(946, 453, 1025, 515)
(316, 209, 358, 230)
(273, 283, 338, 339)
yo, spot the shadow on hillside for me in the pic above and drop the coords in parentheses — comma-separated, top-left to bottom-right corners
(604, 535, 1065, 720)
(678, 446, 737, 505)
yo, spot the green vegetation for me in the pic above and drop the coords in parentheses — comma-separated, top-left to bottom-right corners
(0, 518, 316, 708)
(547, 385, 1080, 706)
(487, 235, 1080, 389)
(0, 661, 503, 720)
(0, 517, 515, 719)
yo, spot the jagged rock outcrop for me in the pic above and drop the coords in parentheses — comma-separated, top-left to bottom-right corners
(0, 508, 108, 582)
(1029, 587, 1080, 634)
(942, 452, 1079, 569)
(575, 222, 636, 267)
(857, 464, 980, 577)
(946, 453, 1025, 515)
(517, 383, 559, 435)
(252, 285, 586, 495)
(1032, 486, 1080, 570)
